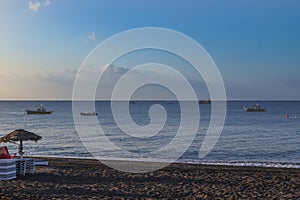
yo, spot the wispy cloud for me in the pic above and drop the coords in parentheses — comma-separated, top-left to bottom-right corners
(81, 32, 98, 43)
(28, 0, 51, 12)
(80, 34, 88, 43)
(44, 0, 51, 6)
(28, 1, 41, 12)
(87, 32, 97, 41)
(39, 68, 77, 84)
(0, 71, 74, 100)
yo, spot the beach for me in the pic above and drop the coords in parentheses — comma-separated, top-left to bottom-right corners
(0, 157, 299, 199)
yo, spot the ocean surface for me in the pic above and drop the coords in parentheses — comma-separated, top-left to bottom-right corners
(0, 101, 299, 168)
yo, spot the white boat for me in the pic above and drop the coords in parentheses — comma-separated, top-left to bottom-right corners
(80, 111, 98, 116)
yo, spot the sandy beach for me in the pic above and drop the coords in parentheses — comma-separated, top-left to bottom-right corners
(0, 157, 299, 199)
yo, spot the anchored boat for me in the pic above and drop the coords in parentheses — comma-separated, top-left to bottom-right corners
(80, 111, 98, 116)
(198, 99, 211, 104)
(243, 104, 266, 112)
(25, 105, 53, 115)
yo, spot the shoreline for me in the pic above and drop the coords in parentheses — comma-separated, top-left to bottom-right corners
(1, 156, 299, 199)
(30, 155, 300, 169)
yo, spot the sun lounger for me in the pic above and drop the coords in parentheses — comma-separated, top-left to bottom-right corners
(0, 159, 16, 180)
(34, 159, 48, 166)
(0, 146, 49, 178)
(0, 146, 16, 159)
(0, 146, 17, 180)
(15, 158, 48, 176)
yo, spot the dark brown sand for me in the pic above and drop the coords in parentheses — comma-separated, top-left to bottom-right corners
(0, 157, 299, 199)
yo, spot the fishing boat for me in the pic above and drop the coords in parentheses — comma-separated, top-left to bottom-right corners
(80, 111, 98, 116)
(243, 104, 266, 112)
(25, 105, 53, 115)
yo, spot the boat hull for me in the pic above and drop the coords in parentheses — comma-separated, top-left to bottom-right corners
(243, 107, 266, 112)
(26, 111, 53, 115)
(245, 109, 266, 112)
(198, 100, 211, 104)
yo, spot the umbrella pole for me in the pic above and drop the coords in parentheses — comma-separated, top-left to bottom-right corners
(19, 140, 24, 158)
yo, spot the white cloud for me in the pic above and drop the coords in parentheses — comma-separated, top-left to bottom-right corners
(28, 0, 51, 12)
(45, 0, 51, 6)
(87, 32, 97, 41)
(28, 1, 41, 12)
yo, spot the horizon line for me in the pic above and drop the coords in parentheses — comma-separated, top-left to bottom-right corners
(0, 99, 300, 101)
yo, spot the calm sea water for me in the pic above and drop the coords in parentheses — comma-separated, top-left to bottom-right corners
(0, 101, 299, 168)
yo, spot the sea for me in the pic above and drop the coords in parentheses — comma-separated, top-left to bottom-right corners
(0, 101, 299, 169)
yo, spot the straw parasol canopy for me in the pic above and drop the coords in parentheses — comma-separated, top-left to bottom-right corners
(0, 129, 42, 157)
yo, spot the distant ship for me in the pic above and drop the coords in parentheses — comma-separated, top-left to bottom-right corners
(25, 105, 53, 115)
(80, 111, 98, 116)
(198, 100, 211, 104)
(243, 104, 266, 112)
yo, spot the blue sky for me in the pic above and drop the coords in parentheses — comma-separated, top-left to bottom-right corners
(0, 0, 300, 100)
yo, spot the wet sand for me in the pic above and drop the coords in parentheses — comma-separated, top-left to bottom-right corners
(0, 157, 299, 199)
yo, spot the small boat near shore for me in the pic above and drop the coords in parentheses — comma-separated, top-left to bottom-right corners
(80, 111, 98, 116)
(243, 104, 266, 112)
(25, 105, 53, 115)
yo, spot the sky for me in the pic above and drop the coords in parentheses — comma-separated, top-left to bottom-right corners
(0, 0, 300, 100)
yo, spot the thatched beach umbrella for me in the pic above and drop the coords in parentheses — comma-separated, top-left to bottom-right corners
(0, 129, 42, 157)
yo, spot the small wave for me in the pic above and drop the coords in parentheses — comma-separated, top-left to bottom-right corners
(180, 160, 300, 169)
